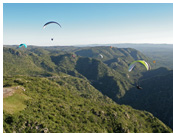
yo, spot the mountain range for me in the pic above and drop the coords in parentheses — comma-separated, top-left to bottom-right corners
(3, 45, 173, 132)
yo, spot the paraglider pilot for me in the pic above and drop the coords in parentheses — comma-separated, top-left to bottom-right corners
(136, 85, 143, 90)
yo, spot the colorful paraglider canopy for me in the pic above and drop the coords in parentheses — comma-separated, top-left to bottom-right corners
(72, 55, 76, 58)
(153, 60, 156, 64)
(43, 21, 62, 29)
(19, 44, 27, 48)
(99, 54, 103, 58)
(128, 60, 151, 72)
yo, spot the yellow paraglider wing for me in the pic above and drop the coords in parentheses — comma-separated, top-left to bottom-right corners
(128, 60, 150, 72)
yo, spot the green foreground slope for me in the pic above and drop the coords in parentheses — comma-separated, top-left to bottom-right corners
(3, 76, 172, 133)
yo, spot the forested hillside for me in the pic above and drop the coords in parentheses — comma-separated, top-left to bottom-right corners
(3, 75, 172, 132)
(119, 69, 173, 129)
(3, 46, 173, 132)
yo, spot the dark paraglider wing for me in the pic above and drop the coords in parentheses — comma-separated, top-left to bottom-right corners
(43, 21, 62, 29)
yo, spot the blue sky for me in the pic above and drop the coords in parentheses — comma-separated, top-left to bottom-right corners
(3, 3, 173, 46)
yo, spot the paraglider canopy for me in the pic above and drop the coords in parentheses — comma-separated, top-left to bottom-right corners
(128, 60, 151, 72)
(19, 44, 27, 48)
(128, 60, 150, 90)
(72, 55, 76, 58)
(43, 21, 62, 29)
(43, 21, 62, 42)
(99, 54, 103, 58)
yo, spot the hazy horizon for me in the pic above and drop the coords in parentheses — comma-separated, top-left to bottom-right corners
(3, 42, 173, 47)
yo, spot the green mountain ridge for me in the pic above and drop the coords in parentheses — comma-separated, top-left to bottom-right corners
(3, 46, 173, 132)
(3, 47, 132, 99)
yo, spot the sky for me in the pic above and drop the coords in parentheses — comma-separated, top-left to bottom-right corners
(3, 3, 173, 46)
(1, 1, 173, 132)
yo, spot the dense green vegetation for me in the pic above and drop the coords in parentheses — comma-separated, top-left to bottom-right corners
(5, 43, 173, 69)
(3, 46, 150, 99)
(3, 47, 133, 99)
(3, 76, 172, 132)
(3, 46, 173, 132)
